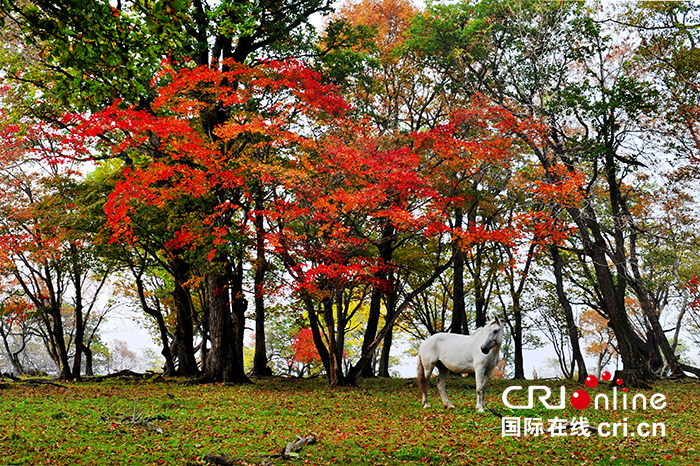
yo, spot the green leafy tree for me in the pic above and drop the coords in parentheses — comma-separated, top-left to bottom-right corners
(409, 0, 696, 383)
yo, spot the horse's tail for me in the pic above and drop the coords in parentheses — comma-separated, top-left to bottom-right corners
(417, 354, 427, 393)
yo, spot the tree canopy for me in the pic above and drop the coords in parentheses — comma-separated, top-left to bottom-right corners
(1, 0, 700, 385)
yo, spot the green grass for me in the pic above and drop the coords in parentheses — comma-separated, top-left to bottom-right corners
(1, 377, 698, 465)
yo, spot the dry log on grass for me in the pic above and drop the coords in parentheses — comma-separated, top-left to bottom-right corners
(86, 369, 161, 382)
(8, 378, 68, 389)
(202, 434, 317, 466)
(281, 435, 317, 459)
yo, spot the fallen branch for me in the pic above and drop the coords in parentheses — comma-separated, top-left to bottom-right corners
(101, 399, 164, 434)
(680, 363, 700, 378)
(488, 407, 503, 419)
(203, 434, 317, 466)
(9, 378, 69, 389)
(85, 369, 161, 382)
(281, 435, 317, 459)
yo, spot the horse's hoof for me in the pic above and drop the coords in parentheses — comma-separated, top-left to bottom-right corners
(423, 403, 431, 409)
(446, 404, 455, 410)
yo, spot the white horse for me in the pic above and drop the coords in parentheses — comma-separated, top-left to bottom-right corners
(417, 318, 503, 412)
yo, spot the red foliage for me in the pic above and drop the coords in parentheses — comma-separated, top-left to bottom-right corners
(66, 58, 580, 303)
(291, 327, 322, 365)
(70, 59, 349, 258)
(686, 276, 700, 311)
(0, 296, 34, 325)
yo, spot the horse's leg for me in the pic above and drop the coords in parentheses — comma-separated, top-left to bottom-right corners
(418, 355, 433, 408)
(437, 364, 455, 409)
(475, 365, 487, 412)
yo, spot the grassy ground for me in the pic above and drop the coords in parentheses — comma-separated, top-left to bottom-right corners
(1, 376, 698, 465)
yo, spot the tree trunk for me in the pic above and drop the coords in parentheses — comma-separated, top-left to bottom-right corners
(71, 244, 85, 380)
(452, 209, 468, 334)
(171, 259, 199, 377)
(512, 304, 525, 380)
(542, 151, 655, 384)
(304, 295, 331, 377)
(133, 273, 176, 375)
(628, 232, 683, 377)
(252, 188, 271, 377)
(83, 345, 94, 377)
(229, 260, 247, 372)
(335, 292, 349, 381)
(155, 311, 177, 376)
(378, 326, 393, 377)
(360, 288, 382, 378)
(360, 222, 395, 377)
(378, 286, 397, 377)
(501, 242, 535, 380)
(322, 294, 346, 386)
(0, 322, 25, 375)
(204, 261, 250, 383)
(71, 304, 85, 379)
(345, 258, 453, 385)
(252, 285, 270, 376)
(52, 308, 73, 381)
(550, 245, 587, 382)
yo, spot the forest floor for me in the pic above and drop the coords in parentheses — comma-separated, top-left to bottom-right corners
(0, 376, 698, 465)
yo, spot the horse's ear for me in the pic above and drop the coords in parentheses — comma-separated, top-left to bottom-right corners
(493, 317, 501, 326)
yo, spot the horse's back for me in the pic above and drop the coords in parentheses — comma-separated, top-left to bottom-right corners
(419, 333, 477, 374)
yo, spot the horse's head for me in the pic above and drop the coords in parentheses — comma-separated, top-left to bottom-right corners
(480, 317, 503, 355)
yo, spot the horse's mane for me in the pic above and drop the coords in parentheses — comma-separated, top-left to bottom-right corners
(472, 320, 499, 337)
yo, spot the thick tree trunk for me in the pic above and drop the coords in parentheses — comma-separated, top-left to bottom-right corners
(535, 150, 655, 384)
(229, 261, 247, 372)
(52, 307, 73, 381)
(204, 263, 250, 383)
(82, 345, 94, 377)
(571, 207, 654, 383)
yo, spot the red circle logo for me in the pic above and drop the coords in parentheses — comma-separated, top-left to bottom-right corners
(571, 389, 591, 410)
(585, 375, 598, 388)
